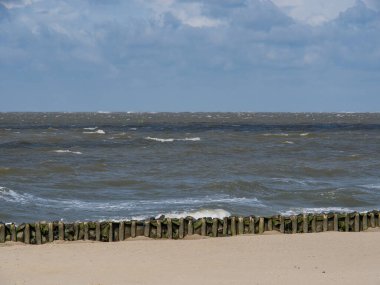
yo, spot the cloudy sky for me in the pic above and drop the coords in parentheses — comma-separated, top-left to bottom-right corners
(0, 0, 379, 112)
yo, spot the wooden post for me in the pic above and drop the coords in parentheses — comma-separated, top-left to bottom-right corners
(280, 216, 285, 234)
(291, 216, 297, 234)
(303, 214, 308, 233)
(83, 222, 88, 241)
(333, 214, 338, 231)
(119, 222, 125, 241)
(35, 222, 42, 245)
(231, 217, 237, 236)
(249, 217, 255, 234)
(179, 218, 184, 239)
(167, 218, 173, 239)
(0, 223, 5, 243)
(369, 212, 375, 228)
(345, 214, 349, 232)
(268, 218, 273, 231)
(362, 213, 368, 231)
(323, 214, 328, 232)
(73, 223, 79, 241)
(24, 224, 30, 244)
(157, 220, 162, 238)
(259, 217, 264, 234)
(10, 224, 16, 242)
(58, 222, 64, 241)
(108, 222, 113, 242)
(201, 218, 206, 236)
(238, 217, 244, 235)
(212, 218, 218, 237)
(311, 215, 316, 233)
(96, 222, 101, 241)
(131, 221, 136, 238)
(144, 220, 150, 238)
(354, 213, 360, 232)
(222, 217, 228, 236)
(48, 222, 54, 242)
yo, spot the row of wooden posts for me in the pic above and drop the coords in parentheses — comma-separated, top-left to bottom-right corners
(0, 211, 378, 244)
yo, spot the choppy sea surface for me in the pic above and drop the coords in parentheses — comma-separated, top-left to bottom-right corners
(1, 112, 380, 223)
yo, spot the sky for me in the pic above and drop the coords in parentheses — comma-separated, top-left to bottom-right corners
(0, 0, 379, 112)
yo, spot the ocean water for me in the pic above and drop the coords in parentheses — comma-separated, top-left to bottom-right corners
(0, 112, 380, 223)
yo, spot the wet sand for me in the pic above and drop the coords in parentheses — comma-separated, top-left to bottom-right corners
(1, 231, 380, 285)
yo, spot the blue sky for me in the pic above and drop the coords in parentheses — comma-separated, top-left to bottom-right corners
(0, 0, 379, 112)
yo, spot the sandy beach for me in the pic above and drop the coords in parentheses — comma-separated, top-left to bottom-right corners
(1, 230, 380, 285)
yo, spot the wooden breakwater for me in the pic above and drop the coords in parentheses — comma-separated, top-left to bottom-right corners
(0, 211, 379, 244)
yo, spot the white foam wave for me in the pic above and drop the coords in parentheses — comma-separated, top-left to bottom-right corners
(83, 129, 106, 134)
(156, 209, 231, 219)
(83, 127, 98, 130)
(262, 133, 289, 137)
(0, 186, 34, 204)
(145, 137, 201, 142)
(283, 141, 294, 144)
(0, 189, 262, 214)
(281, 207, 361, 216)
(360, 184, 380, 190)
(53, 150, 82, 155)
(300, 133, 310, 137)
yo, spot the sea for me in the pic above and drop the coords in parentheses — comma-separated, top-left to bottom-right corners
(0, 112, 380, 224)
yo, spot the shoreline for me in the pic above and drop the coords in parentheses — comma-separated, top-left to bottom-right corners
(1, 231, 380, 285)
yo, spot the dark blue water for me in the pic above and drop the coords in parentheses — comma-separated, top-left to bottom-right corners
(1, 112, 380, 223)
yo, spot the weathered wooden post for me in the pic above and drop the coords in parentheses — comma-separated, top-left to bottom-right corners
(362, 213, 368, 231)
(167, 218, 173, 239)
(24, 223, 30, 244)
(10, 224, 16, 242)
(222, 217, 228, 236)
(238, 217, 244, 235)
(58, 222, 64, 241)
(83, 222, 88, 241)
(345, 214, 349, 232)
(249, 217, 255, 234)
(179, 218, 185, 239)
(280, 216, 285, 234)
(131, 221, 136, 238)
(157, 220, 162, 238)
(144, 220, 150, 238)
(212, 218, 218, 237)
(35, 222, 42, 245)
(96, 222, 101, 241)
(119, 222, 125, 241)
(108, 222, 113, 242)
(323, 214, 328, 232)
(291, 216, 297, 234)
(303, 214, 308, 233)
(73, 223, 79, 241)
(47, 222, 54, 242)
(259, 217, 264, 234)
(311, 215, 316, 233)
(0, 223, 4, 243)
(333, 214, 338, 231)
(200, 218, 206, 236)
(354, 213, 360, 232)
(369, 212, 375, 228)
(231, 217, 237, 236)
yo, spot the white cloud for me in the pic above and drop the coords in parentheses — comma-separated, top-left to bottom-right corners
(0, 0, 32, 9)
(272, 0, 357, 25)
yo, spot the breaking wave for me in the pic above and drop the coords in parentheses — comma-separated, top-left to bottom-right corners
(53, 150, 82, 155)
(145, 137, 201, 142)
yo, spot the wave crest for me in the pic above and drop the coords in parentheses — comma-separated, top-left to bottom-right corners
(145, 137, 200, 142)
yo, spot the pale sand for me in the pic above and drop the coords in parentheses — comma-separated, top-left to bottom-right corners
(1, 231, 380, 285)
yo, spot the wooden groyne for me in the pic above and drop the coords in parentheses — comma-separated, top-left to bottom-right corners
(0, 211, 378, 244)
